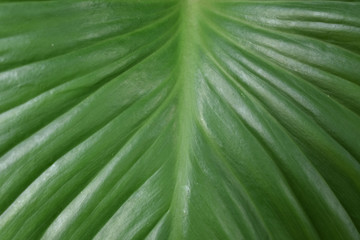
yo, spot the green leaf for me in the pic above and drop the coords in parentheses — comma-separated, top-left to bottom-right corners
(0, 0, 360, 239)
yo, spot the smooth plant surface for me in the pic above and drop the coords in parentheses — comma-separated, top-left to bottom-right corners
(0, 0, 360, 239)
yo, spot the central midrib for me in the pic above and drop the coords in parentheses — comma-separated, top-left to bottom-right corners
(169, 0, 200, 239)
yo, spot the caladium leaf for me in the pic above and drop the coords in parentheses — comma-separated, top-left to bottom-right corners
(0, 0, 360, 239)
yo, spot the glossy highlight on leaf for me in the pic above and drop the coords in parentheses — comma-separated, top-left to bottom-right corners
(0, 0, 359, 239)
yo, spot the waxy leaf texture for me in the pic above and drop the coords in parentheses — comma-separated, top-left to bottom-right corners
(0, 0, 360, 239)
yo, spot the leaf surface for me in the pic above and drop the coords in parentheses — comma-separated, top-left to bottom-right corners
(0, 0, 360, 239)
